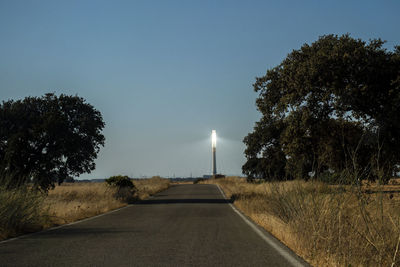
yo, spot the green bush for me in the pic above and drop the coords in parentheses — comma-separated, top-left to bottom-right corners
(105, 175, 134, 188)
(105, 175, 136, 202)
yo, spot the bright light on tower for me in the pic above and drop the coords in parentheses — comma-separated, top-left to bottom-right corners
(211, 130, 217, 149)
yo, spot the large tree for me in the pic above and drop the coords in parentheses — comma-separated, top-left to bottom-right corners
(244, 34, 400, 182)
(0, 93, 105, 190)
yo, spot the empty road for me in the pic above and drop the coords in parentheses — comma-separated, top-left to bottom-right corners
(0, 184, 309, 266)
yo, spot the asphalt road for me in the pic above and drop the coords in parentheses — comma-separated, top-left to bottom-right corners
(0, 184, 309, 266)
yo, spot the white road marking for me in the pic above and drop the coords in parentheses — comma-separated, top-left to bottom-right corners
(215, 184, 308, 267)
(0, 205, 132, 244)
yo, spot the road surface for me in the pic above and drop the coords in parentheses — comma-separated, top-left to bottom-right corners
(0, 184, 309, 266)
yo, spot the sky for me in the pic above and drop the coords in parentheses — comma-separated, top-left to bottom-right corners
(1, 0, 399, 179)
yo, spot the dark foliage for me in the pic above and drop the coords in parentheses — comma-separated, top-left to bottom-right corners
(105, 175, 135, 189)
(244, 34, 400, 183)
(0, 93, 105, 191)
(105, 175, 136, 202)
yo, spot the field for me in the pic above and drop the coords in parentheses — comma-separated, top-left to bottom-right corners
(203, 177, 400, 267)
(0, 177, 170, 240)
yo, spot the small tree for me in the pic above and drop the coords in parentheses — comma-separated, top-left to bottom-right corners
(0, 93, 105, 191)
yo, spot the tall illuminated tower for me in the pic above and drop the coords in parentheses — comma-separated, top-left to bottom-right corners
(211, 130, 217, 176)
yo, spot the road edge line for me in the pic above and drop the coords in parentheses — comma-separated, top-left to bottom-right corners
(0, 186, 167, 245)
(0, 204, 132, 245)
(215, 184, 309, 267)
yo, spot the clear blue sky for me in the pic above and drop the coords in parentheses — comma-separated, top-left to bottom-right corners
(1, 0, 399, 178)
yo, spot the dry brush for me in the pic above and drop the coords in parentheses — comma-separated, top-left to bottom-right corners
(0, 176, 170, 240)
(204, 177, 400, 266)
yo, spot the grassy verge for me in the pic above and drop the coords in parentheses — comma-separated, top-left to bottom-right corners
(203, 177, 400, 266)
(0, 186, 47, 240)
(133, 176, 170, 199)
(0, 176, 170, 241)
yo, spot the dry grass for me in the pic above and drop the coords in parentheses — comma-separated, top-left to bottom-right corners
(44, 182, 126, 225)
(46, 176, 170, 226)
(1, 177, 170, 240)
(0, 186, 46, 240)
(203, 177, 400, 267)
(133, 176, 170, 200)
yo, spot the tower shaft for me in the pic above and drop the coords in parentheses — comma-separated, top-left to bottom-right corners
(212, 146, 217, 175)
(211, 130, 217, 176)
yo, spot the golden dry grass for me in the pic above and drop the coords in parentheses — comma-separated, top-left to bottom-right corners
(0, 177, 170, 240)
(46, 176, 170, 226)
(45, 182, 125, 225)
(203, 177, 400, 267)
(133, 176, 170, 200)
(0, 187, 46, 240)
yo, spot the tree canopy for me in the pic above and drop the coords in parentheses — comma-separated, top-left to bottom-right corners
(243, 34, 400, 183)
(0, 93, 105, 191)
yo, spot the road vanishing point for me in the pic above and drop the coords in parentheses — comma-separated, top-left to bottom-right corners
(0, 184, 309, 266)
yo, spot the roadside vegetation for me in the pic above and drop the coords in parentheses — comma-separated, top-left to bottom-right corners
(0, 186, 47, 240)
(133, 176, 170, 199)
(0, 176, 170, 241)
(0, 93, 105, 191)
(0, 94, 165, 240)
(243, 34, 400, 184)
(235, 34, 400, 266)
(0, 94, 172, 241)
(204, 177, 400, 266)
